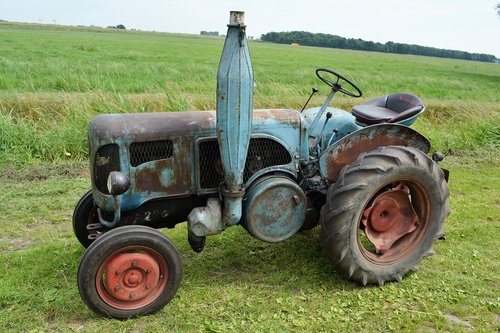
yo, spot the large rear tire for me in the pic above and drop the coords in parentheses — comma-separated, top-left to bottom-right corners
(78, 225, 182, 319)
(320, 146, 450, 286)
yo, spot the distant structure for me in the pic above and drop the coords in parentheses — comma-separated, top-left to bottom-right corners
(291, 43, 300, 46)
(107, 24, 126, 30)
(200, 31, 219, 36)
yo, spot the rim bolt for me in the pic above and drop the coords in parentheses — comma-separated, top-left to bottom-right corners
(146, 283, 152, 289)
(115, 270, 122, 276)
(114, 286, 121, 292)
(129, 292, 136, 299)
(132, 260, 138, 267)
(146, 267, 152, 273)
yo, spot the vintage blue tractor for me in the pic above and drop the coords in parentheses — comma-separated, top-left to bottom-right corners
(74, 11, 450, 318)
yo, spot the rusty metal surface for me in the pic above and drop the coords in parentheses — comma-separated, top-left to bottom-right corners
(242, 176, 306, 243)
(356, 177, 432, 266)
(229, 11, 245, 25)
(89, 111, 218, 142)
(88, 109, 302, 212)
(133, 135, 192, 196)
(118, 196, 207, 229)
(319, 124, 430, 183)
(103, 252, 161, 302)
(361, 185, 419, 254)
(96, 245, 168, 310)
(88, 109, 300, 144)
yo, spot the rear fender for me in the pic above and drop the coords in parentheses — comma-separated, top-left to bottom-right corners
(319, 124, 430, 183)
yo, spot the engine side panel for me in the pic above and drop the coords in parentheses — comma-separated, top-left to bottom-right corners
(88, 109, 302, 211)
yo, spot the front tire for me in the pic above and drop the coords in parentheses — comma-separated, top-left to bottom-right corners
(72, 190, 106, 248)
(320, 146, 450, 286)
(78, 225, 182, 319)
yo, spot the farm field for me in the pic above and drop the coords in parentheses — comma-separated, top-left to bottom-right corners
(0, 22, 499, 332)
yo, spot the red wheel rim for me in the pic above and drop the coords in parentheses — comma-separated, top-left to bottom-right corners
(358, 180, 431, 265)
(96, 246, 168, 310)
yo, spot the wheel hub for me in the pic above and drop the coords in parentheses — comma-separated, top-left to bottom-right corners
(361, 185, 419, 254)
(103, 253, 160, 302)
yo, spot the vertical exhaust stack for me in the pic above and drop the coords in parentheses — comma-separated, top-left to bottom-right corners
(217, 11, 254, 226)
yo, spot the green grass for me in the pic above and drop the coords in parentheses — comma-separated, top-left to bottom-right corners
(0, 22, 499, 166)
(0, 156, 498, 332)
(0, 22, 499, 332)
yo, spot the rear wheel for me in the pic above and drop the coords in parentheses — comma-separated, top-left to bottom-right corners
(320, 146, 450, 286)
(78, 225, 182, 319)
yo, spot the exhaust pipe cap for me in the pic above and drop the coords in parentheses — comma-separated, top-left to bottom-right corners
(229, 11, 245, 25)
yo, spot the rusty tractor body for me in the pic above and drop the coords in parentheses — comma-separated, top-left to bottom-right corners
(74, 11, 450, 319)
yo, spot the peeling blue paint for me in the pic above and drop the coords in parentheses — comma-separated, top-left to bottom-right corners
(216, 12, 254, 226)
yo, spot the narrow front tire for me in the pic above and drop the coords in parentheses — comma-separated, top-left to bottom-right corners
(77, 225, 182, 319)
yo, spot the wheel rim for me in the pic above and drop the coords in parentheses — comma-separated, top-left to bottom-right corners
(96, 246, 168, 310)
(358, 180, 431, 264)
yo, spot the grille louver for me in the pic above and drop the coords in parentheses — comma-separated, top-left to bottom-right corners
(130, 140, 173, 167)
(199, 138, 292, 189)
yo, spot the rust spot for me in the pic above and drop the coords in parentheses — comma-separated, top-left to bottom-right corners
(134, 137, 193, 194)
(252, 109, 301, 128)
(135, 166, 165, 193)
(324, 125, 430, 183)
(90, 111, 218, 143)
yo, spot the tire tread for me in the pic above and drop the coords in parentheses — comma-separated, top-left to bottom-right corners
(320, 145, 450, 286)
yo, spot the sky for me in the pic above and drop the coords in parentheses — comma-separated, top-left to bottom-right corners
(2, 0, 500, 57)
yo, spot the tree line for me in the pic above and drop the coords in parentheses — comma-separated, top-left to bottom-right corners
(260, 31, 497, 63)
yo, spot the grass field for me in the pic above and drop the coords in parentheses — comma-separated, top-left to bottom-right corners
(1, 22, 499, 167)
(0, 22, 499, 332)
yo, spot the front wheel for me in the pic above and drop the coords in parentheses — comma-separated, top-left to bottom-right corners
(320, 146, 450, 286)
(78, 225, 182, 319)
(72, 190, 105, 248)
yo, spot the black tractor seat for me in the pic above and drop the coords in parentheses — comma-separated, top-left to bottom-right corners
(352, 93, 425, 126)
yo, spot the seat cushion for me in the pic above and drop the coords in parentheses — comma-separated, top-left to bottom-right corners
(386, 93, 422, 113)
(351, 105, 399, 125)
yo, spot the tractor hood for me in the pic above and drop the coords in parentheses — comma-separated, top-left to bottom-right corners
(88, 109, 301, 146)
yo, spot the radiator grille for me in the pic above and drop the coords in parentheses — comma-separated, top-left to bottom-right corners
(199, 138, 292, 189)
(199, 140, 223, 189)
(130, 140, 173, 167)
(94, 144, 120, 194)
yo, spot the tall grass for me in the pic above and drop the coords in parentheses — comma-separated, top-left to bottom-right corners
(0, 22, 499, 167)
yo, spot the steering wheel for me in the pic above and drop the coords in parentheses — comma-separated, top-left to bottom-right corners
(316, 68, 362, 98)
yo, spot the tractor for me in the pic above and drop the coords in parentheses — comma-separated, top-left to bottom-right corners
(73, 11, 450, 319)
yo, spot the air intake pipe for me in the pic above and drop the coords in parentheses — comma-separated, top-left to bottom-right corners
(216, 11, 254, 226)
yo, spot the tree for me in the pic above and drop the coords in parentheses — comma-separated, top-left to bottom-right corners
(260, 31, 495, 62)
(496, 4, 500, 16)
